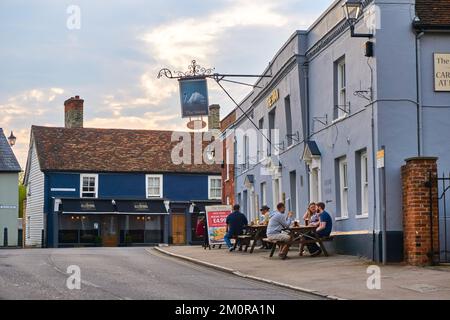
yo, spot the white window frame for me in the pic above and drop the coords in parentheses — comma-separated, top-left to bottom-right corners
(339, 158, 349, 218)
(260, 182, 267, 207)
(359, 152, 369, 217)
(208, 176, 222, 200)
(243, 135, 250, 171)
(308, 157, 322, 203)
(337, 59, 347, 119)
(80, 174, 98, 198)
(273, 178, 281, 206)
(146, 174, 163, 198)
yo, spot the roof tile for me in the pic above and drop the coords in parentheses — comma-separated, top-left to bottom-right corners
(31, 126, 221, 174)
(415, 0, 450, 27)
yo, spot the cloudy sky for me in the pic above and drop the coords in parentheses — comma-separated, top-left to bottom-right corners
(0, 0, 334, 167)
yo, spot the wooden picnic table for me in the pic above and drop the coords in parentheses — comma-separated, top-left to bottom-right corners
(265, 225, 333, 257)
(233, 224, 268, 253)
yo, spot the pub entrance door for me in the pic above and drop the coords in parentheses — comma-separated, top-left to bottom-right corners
(102, 215, 119, 247)
(171, 214, 186, 245)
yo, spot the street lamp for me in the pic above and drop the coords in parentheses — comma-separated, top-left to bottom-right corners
(8, 131, 16, 147)
(342, 0, 373, 38)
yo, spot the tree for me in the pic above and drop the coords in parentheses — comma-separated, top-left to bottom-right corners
(18, 172, 26, 219)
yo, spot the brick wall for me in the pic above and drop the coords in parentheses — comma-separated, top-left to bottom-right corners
(64, 96, 84, 128)
(208, 105, 220, 130)
(221, 110, 236, 205)
(402, 157, 439, 266)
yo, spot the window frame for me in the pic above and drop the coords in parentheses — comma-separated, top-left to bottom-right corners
(273, 178, 281, 206)
(360, 152, 369, 216)
(208, 176, 222, 200)
(260, 182, 267, 207)
(339, 158, 349, 218)
(146, 174, 163, 198)
(80, 174, 98, 199)
(336, 58, 347, 119)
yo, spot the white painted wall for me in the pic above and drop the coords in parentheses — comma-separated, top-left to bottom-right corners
(24, 141, 44, 247)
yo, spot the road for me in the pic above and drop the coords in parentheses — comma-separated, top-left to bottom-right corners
(0, 247, 323, 300)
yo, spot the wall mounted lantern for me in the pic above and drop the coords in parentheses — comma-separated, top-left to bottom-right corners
(8, 131, 17, 147)
(342, 0, 373, 38)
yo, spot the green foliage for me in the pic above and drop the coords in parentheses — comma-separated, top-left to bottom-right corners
(18, 183, 26, 219)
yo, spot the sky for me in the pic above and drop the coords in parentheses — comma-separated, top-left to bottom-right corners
(0, 0, 334, 168)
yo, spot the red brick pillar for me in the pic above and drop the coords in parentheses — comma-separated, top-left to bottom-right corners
(402, 157, 439, 266)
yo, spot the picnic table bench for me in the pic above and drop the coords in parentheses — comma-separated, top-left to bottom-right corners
(263, 225, 334, 258)
(232, 225, 268, 253)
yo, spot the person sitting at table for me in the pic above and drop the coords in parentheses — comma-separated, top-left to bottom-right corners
(300, 203, 319, 255)
(305, 202, 333, 257)
(302, 202, 318, 226)
(257, 205, 271, 249)
(266, 202, 294, 260)
(260, 205, 271, 225)
(224, 204, 248, 252)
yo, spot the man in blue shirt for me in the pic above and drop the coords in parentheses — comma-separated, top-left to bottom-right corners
(224, 204, 248, 252)
(306, 202, 333, 256)
(267, 203, 294, 259)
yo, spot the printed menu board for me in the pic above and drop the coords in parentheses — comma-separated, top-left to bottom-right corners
(205, 205, 232, 245)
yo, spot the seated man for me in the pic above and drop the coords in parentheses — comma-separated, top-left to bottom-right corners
(306, 202, 333, 257)
(258, 205, 271, 249)
(224, 204, 248, 252)
(266, 203, 294, 259)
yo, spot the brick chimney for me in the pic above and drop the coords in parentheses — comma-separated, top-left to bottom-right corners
(208, 104, 220, 130)
(64, 95, 84, 128)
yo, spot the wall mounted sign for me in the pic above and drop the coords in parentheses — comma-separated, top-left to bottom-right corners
(205, 205, 232, 245)
(179, 78, 209, 118)
(0, 205, 17, 209)
(434, 53, 450, 92)
(266, 88, 279, 108)
(80, 201, 96, 211)
(134, 202, 149, 211)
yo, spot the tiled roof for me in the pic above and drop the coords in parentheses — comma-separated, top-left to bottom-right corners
(31, 126, 221, 174)
(0, 128, 21, 172)
(415, 0, 450, 28)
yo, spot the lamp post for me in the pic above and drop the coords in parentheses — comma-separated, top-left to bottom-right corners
(342, 0, 373, 38)
(8, 131, 17, 147)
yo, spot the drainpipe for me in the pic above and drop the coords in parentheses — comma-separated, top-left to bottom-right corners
(416, 31, 424, 156)
(303, 62, 311, 202)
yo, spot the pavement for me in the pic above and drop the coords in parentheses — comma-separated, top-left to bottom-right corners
(156, 245, 450, 300)
(0, 247, 321, 300)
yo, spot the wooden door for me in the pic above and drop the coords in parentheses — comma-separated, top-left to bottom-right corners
(171, 214, 186, 245)
(102, 215, 118, 247)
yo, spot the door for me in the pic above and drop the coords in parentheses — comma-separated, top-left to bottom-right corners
(171, 214, 186, 245)
(102, 215, 118, 247)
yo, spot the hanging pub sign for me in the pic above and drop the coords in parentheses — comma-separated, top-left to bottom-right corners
(434, 53, 450, 92)
(179, 77, 209, 118)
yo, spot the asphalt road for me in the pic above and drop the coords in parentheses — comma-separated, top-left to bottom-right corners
(0, 247, 323, 300)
